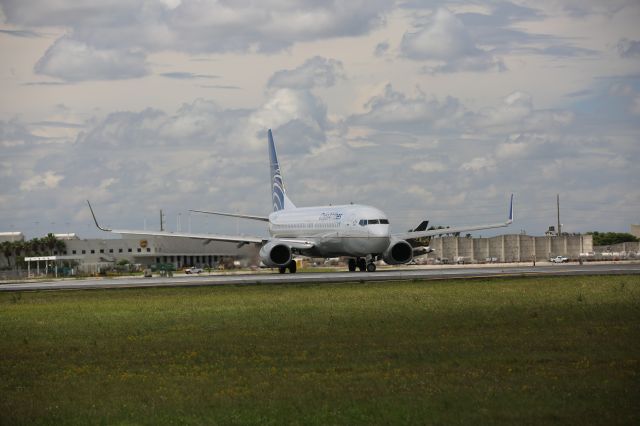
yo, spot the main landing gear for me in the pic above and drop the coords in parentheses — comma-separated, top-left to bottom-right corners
(278, 260, 297, 274)
(348, 257, 376, 272)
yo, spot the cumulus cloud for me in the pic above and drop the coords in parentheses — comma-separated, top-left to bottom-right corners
(245, 89, 328, 152)
(349, 84, 467, 132)
(400, 8, 504, 73)
(34, 37, 149, 82)
(411, 160, 447, 173)
(460, 156, 496, 172)
(267, 57, 344, 90)
(374, 41, 390, 57)
(475, 92, 533, 129)
(2, 0, 391, 81)
(20, 171, 64, 191)
(617, 38, 640, 58)
(474, 91, 575, 134)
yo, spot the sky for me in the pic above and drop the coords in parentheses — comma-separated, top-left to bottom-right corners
(1, 0, 639, 239)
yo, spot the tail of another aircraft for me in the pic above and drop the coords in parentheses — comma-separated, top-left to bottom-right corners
(268, 129, 296, 212)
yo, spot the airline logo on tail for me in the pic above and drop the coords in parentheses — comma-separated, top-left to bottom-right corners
(268, 129, 295, 212)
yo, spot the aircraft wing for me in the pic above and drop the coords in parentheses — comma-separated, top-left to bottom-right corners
(113, 229, 263, 244)
(189, 209, 270, 222)
(87, 201, 264, 244)
(393, 194, 514, 241)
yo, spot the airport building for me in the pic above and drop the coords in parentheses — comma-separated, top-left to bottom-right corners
(0, 232, 25, 243)
(425, 234, 594, 263)
(0, 233, 259, 273)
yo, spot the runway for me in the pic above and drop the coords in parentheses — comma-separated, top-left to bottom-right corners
(1, 262, 639, 292)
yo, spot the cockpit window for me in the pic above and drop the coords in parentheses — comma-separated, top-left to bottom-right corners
(359, 218, 389, 225)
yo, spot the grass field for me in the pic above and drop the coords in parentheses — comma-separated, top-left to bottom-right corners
(1, 276, 639, 425)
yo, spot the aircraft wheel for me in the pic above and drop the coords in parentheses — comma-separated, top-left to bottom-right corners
(288, 260, 297, 274)
(278, 266, 286, 274)
(348, 259, 357, 272)
(357, 258, 366, 272)
(366, 262, 377, 272)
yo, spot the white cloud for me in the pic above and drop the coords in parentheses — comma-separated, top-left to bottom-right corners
(2, 0, 391, 81)
(267, 56, 344, 90)
(475, 91, 532, 128)
(34, 37, 149, 82)
(1, 0, 639, 236)
(460, 156, 496, 172)
(20, 171, 63, 191)
(617, 38, 640, 58)
(411, 160, 447, 173)
(400, 8, 504, 73)
(349, 84, 466, 131)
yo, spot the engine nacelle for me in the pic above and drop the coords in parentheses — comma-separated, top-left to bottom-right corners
(382, 237, 413, 265)
(259, 240, 292, 267)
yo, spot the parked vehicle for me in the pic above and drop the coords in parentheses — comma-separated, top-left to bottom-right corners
(185, 267, 203, 274)
(550, 255, 569, 263)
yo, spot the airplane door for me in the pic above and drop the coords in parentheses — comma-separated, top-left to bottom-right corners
(344, 213, 357, 236)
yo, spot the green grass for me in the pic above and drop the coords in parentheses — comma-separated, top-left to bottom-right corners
(1, 276, 639, 425)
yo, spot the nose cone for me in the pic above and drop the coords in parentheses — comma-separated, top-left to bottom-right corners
(369, 224, 390, 238)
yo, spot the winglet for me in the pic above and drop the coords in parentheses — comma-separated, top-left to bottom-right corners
(507, 194, 514, 224)
(86, 200, 112, 232)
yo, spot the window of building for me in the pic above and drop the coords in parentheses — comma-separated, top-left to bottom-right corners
(100, 249, 104, 253)
(128, 248, 132, 253)
(137, 248, 141, 253)
(109, 249, 113, 253)
(90, 250, 95, 254)
(119, 248, 123, 253)
(72, 250, 76, 255)
(82, 250, 86, 254)
(146, 248, 151, 252)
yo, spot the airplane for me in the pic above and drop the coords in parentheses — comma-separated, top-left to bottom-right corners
(88, 129, 513, 273)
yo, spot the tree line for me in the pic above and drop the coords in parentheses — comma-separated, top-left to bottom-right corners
(587, 232, 638, 246)
(0, 234, 67, 269)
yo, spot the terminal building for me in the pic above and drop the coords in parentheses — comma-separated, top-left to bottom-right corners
(0, 233, 259, 273)
(58, 234, 259, 272)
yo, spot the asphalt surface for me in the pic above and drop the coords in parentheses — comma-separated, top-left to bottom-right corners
(1, 263, 639, 292)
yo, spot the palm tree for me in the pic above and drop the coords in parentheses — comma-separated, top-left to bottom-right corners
(26, 238, 42, 256)
(54, 239, 66, 256)
(43, 233, 58, 255)
(1, 241, 14, 268)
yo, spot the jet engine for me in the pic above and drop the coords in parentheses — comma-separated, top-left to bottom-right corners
(259, 240, 292, 267)
(382, 237, 413, 265)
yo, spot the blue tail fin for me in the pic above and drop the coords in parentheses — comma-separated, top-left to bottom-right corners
(268, 129, 295, 211)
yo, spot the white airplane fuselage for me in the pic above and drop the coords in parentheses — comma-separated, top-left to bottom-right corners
(269, 204, 390, 257)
